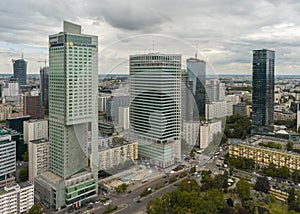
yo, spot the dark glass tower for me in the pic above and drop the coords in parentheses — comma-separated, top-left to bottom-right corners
(252, 49, 275, 134)
(40, 66, 49, 109)
(187, 58, 206, 118)
(12, 59, 27, 86)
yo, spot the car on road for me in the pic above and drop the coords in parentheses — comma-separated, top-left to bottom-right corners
(103, 202, 110, 206)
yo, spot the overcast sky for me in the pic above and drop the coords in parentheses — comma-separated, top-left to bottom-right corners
(1, 0, 300, 75)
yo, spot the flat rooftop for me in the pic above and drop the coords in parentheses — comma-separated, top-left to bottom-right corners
(30, 138, 49, 144)
(19, 181, 32, 188)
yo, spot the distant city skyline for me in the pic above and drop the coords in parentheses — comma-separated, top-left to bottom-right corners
(1, 1, 300, 75)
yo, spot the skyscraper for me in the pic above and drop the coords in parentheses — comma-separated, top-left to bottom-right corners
(35, 21, 98, 209)
(12, 58, 27, 86)
(129, 53, 181, 168)
(252, 49, 275, 134)
(40, 66, 49, 109)
(187, 58, 206, 117)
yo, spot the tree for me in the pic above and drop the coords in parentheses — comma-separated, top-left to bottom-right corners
(236, 179, 251, 201)
(22, 150, 28, 162)
(19, 167, 28, 182)
(278, 166, 290, 179)
(288, 188, 296, 211)
(146, 197, 167, 214)
(28, 203, 43, 214)
(254, 176, 270, 194)
(292, 170, 300, 183)
(190, 166, 196, 174)
(287, 141, 294, 151)
(223, 171, 229, 191)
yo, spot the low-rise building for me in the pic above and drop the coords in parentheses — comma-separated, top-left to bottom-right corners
(229, 139, 300, 171)
(274, 111, 296, 121)
(0, 182, 34, 214)
(96, 140, 138, 171)
(0, 104, 13, 121)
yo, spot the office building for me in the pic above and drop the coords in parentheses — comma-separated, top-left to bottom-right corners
(0, 127, 26, 162)
(35, 21, 98, 210)
(23, 119, 48, 144)
(23, 93, 44, 119)
(28, 139, 49, 182)
(40, 66, 49, 109)
(129, 53, 181, 168)
(206, 79, 225, 103)
(118, 107, 130, 131)
(98, 93, 111, 112)
(0, 134, 16, 188)
(187, 58, 206, 117)
(233, 102, 247, 117)
(252, 49, 275, 134)
(12, 58, 27, 86)
(0, 182, 34, 214)
(6, 115, 31, 134)
(106, 95, 129, 122)
(181, 71, 197, 121)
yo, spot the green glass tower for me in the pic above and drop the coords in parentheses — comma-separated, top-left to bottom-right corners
(35, 21, 98, 210)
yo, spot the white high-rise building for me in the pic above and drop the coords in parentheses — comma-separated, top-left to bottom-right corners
(226, 94, 240, 105)
(206, 101, 226, 120)
(98, 94, 111, 112)
(35, 21, 98, 210)
(206, 79, 225, 103)
(200, 120, 222, 149)
(28, 139, 49, 182)
(129, 53, 181, 168)
(118, 107, 130, 130)
(182, 122, 200, 146)
(23, 119, 48, 144)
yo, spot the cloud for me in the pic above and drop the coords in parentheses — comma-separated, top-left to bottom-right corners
(1, 0, 300, 74)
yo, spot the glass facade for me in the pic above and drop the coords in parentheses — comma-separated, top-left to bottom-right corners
(252, 49, 275, 134)
(187, 58, 206, 117)
(129, 54, 181, 168)
(13, 59, 27, 86)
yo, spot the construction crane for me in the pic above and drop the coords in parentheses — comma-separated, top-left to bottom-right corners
(37, 59, 48, 67)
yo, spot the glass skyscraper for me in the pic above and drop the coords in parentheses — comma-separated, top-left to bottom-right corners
(129, 53, 181, 168)
(12, 58, 27, 86)
(252, 49, 275, 134)
(40, 66, 49, 109)
(187, 58, 206, 118)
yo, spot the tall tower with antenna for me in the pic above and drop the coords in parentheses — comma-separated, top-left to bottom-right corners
(12, 54, 27, 86)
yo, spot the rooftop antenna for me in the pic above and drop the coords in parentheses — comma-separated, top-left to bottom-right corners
(21, 52, 24, 60)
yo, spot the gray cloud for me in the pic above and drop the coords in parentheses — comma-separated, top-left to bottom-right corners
(1, 0, 300, 74)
